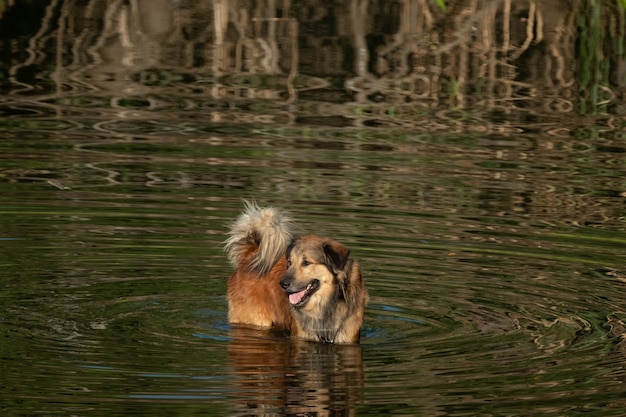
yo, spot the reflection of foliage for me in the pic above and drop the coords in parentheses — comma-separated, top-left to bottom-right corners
(432, 0, 446, 11)
(577, 1, 609, 115)
(576, 0, 626, 115)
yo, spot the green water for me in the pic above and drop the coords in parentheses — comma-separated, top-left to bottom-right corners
(1, 1, 626, 415)
(1, 127, 624, 415)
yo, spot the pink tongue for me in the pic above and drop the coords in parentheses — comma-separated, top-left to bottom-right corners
(289, 288, 307, 305)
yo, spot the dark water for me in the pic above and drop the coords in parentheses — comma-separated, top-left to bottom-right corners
(1, 1, 626, 416)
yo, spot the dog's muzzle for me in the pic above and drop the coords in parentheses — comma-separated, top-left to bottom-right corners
(280, 275, 320, 307)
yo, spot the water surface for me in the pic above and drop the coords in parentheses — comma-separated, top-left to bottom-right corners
(1, 1, 626, 416)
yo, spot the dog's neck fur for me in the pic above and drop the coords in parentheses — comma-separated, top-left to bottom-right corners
(294, 305, 347, 343)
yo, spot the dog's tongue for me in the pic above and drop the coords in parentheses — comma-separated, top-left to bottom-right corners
(289, 288, 307, 305)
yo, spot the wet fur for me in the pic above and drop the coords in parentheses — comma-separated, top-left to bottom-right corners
(225, 203, 367, 343)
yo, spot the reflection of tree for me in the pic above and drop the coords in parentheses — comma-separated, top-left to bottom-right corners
(2, 0, 625, 120)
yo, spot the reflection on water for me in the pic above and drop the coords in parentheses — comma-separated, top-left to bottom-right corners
(1, 1, 626, 416)
(228, 327, 363, 415)
(2, 0, 626, 127)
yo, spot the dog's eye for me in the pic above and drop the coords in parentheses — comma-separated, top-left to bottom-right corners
(302, 259, 311, 267)
(286, 259, 291, 268)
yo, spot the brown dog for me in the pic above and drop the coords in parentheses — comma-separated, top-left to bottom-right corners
(224, 202, 367, 343)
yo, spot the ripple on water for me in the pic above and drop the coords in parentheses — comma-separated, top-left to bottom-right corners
(2, 185, 625, 415)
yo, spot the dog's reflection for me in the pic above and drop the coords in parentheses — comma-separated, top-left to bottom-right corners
(228, 327, 364, 415)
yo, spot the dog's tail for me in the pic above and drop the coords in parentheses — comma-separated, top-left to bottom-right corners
(224, 201, 293, 275)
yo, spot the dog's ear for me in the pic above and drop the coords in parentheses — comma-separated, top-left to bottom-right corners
(323, 239, 350, 272)
(285, 237, 298, 259)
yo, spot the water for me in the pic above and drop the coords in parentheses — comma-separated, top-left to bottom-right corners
(1, 1, 626, 416)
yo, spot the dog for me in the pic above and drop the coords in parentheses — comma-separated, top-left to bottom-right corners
(224, 202, 367, 343)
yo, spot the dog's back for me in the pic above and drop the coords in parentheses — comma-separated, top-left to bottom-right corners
(224, 202, 294, 329)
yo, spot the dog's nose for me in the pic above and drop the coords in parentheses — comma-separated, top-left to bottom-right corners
(279, 277, 290, 290)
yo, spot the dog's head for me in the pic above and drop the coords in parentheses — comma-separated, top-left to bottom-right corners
(279, 235, 351, 313)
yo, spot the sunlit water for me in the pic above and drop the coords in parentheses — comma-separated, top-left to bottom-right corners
(2, 1, 626, 416)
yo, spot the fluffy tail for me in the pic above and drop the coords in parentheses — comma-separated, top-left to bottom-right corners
(224, 201, 293, 275)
